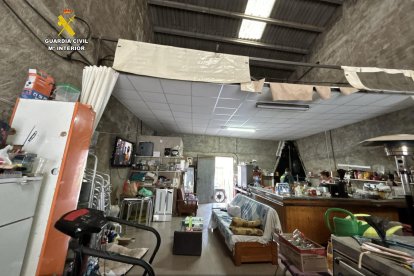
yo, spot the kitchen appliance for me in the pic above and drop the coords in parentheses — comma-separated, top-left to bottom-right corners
(137, 142, 154, 156)
(262, 174, 274, 187)
(361, 134, 414, 233)
(153, 188, 174, 221)
(331, 169, 348, 198)
(164, 148, 171, 157)
(237, 164, 253, 189)
(171, 149, 179, 156)
(183, 167, 195, 194)
(8, 99, 95, 276)
(0, 177, 42, 275)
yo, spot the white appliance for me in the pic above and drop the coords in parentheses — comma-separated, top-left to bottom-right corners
(7, 99, 94, 276)
(0, 177, 42, 276)
(153, 188, 173, 221)
(237, 164, 253, 189)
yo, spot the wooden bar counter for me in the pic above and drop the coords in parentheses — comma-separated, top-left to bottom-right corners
(249, 187, 406, 245)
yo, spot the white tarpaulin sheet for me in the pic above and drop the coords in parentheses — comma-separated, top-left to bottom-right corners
(113, 39, 251, 83)
(342, 66, 414, 92)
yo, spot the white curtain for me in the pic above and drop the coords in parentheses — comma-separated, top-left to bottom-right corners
(81, 66, 119, 131)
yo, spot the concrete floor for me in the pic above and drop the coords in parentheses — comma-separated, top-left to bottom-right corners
(125, 204, 285, 276)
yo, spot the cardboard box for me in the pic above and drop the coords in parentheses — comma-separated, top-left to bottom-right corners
(278, 233, 328, 273)
(20, 69, 54, 100)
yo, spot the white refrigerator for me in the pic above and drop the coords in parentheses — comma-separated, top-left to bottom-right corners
(8, 99, 95, 276)
(153, 188, 174, 221)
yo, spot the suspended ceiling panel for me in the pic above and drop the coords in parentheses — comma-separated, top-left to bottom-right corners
(113, 73, 414, 140)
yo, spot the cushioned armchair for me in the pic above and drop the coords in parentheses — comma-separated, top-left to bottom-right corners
(176, 188, 198, 216)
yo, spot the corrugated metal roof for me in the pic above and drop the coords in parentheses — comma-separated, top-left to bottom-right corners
(148, 0, 342, 81)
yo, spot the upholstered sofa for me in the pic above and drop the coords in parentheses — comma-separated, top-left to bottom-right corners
(210, 194, 281, 266)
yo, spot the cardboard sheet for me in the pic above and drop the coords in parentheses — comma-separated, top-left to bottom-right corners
(113, 39, 251, 84)
(342, 66, 414, 92)
(270, 82, 314, 101)
(240, 78, 265, 93)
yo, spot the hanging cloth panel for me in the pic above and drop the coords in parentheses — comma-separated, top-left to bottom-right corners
(269, 82, 314, 101)
(113, 39, 251, 84)
(240, 78, 265, 93)
(80, 66, 119, 131)
(342, 66, 414, 92)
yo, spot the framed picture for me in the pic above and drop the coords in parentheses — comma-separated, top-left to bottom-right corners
(111, 137, 135, 167)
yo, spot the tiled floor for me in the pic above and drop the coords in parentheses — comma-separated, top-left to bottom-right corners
(126, 204, 286, 276)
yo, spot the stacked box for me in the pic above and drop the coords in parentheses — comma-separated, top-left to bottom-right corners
(278, 233, 328, 273)
(21, 69, 54, 100)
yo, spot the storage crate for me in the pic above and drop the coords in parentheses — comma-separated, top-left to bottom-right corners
(277, 233, 328, 273)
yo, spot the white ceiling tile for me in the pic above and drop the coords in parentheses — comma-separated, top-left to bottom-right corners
(192, 113, 212, 119)
(213, 114, 231, 121)
(327, 105, 359, 114)
(119, 98, 146, 108)
(246, 89, 272, 102)
(344, 94, 386, 106)
(192, 96, 217, 106)
(166, 94, 191, 105)
(173, 111, 192, 118)
(219, 85, 246, 100)
(113, 89, 141, 101)
(192, 106, 214, 115)
(160, 79, 192, 95)
(245, 117, 270, 123)
(351, 106, 384, 114)
(209, 120, 227, 127)
(146, 102, 170, 111)
(118, 75, 412, 139)
(192, 82, 222, 97)
(308, 104, 337, 113)
(128, 75, 163, 93)
(217, 99, 242, 109)
(170, 104, 191, 112)
(154, 110, 173, 118)
(114, 74, 136, 90)
(139, 91, 167, 103)
(371, 95, 409, 106)
(214, 107, 236, 115)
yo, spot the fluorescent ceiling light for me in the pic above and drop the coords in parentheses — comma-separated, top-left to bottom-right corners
(245, 0, 276, 17)
(337, 164, 371, 170)
(238, 0, 276, 40)
(222, 126, 256, 133)
(256, 102, 310, 111)
(238, 20, 266, 40)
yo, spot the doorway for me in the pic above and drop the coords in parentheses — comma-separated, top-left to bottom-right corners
(196, 156, 234, 204)
(214, 157, 234, 203)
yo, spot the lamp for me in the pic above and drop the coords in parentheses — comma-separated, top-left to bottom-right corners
(256, 102, 310, 111)
(222, 127, 256, 133)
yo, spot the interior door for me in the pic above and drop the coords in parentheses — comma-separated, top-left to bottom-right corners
(196, 157, 215, 204)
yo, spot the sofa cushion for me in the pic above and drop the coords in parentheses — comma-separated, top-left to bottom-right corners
(231, 194, 269, 230)
(230, 217, 261, 228)
(227, 204, 241, 217)
(230, 226, 264, 236)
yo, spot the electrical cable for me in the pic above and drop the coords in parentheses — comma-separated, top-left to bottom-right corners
(2, 0, 91, 66)
(23, 0, 93, 65)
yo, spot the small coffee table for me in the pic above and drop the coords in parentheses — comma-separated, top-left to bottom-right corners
(172, 217, 203, 256)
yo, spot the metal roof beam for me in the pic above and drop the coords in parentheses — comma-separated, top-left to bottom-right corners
(153, 27, 309, 55)
(148, 0, 325, 33)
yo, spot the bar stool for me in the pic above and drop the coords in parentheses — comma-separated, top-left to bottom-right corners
(119, 197, 153, 225)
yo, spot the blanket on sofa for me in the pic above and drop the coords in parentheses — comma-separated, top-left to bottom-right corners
(210, 194, 281, 252)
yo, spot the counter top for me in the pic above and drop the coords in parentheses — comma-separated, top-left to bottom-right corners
(249, 186, 406, 208)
